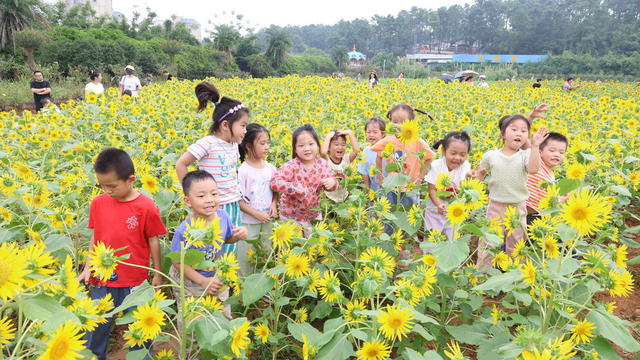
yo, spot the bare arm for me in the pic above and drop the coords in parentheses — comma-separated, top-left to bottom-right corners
(428, 183, 447, 214)
(78, 232, 95, 283)
(239, 200, 270, 223)
(344, 130, 361, 162)
(176, 152, 197, 182)
(171, 261, 222, 295)
(320, 131, 335, 158)
(362, 174, 371, 188)
(148, 236, 163, 286)
(528, 127, 549, 174)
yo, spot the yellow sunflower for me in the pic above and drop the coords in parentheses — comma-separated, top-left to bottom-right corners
(360, 247, 396, 275)
(130, 302, 165, 340)
(561, 189, 612, 236)
(356, 339, 391, 360)
(39, 321, 86, 360)
(570, 319, 596, 344)
(446, 201, 468, 225)
(230, 321, 251, 356)
(376, 304, 415, 341)
(397, 120, 420, 145)
(255, 323, 270, 343)
(88, 241, 119, 281)
(0, 317, 16, 349)
(0, 242, 29, 301)
(285, 253, 311, 278)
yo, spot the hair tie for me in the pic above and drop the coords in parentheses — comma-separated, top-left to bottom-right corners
(214, 101, 220, 106)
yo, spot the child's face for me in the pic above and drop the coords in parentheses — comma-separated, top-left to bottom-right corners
(443, 139, 469, 170)
(502, 119, 529, 150)
(251, 132, 270, 160)
(184, 178, 219, 218)
(95, 171, 135, 201)
(328, 137, 346, 160)
(365, 123, 384, 144)
(390, 109, 411, 125)
(295, 131, 319, 163)
(230, 113, 249, 143)
(540, 139, 567, 168)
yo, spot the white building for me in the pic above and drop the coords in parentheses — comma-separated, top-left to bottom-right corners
(66, 0, 113, 18)
(176, 17, 202, 42)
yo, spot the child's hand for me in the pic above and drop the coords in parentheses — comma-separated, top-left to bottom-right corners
(528, 103, 549, 121)
(151, 273, 164, 287)
(77, 267, 91, 284)
(254, 211, 271, 223)
(230, 226, 248, 242)
(531, 126, 549, 148)
(320, 177, 337, 190)
(437, 203, 447, 215)
(200, 276, 224, 295)
(468, 168, 487, 180)
(269, 202, 278, 219)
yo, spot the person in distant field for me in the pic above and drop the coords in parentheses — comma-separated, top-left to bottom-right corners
(144, 74, 154, 86)
(119, 65, 142, 97)
(477, 75, 489, 88)
(162, 69, 173, 81)
(532, 78, 542, 88)
(369, 72, 378, 88)
(30, 70, 51, 111)
(85, 71, 105, 98)
(397, 72, 405, 81)
(562, 77, 581, 91)
(356, 73, 362, 82)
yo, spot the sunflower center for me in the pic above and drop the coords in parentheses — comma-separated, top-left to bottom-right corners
(144, 315, 157, 327)
(390, 316, 402, 328)
(453, 208, 464, 217)
(50, 338, 70, 358)
(367, 348, 380, 356)
(571, 207, 587, 220)
(0, 260, 11, 285)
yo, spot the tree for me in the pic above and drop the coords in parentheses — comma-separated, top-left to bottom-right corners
(0, 0, 47, 52)
(330, 45, 348, 70)
(14, 28, 47, 69)
(162, 40, 183, 73)
(212, 24, 240, 53)
(265, 26, 291, 68)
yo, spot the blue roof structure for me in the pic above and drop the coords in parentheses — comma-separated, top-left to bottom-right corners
(348, 51, 367, 60)
(178, 18, 199, 25)
(452, 54, 548, 63)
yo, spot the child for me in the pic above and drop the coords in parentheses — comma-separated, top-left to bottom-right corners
(169, 170, 248, 319)
(237, 123, 277, 274)
(358, 116, 387, 191)
(471, 115, 548, 269)
(525, 132, 568, 224)
(321, 129, 361, 202)
(370, 104, 435, 206)
(424, 132, 472, 240)
(78, 148, 167, 360)
(176, 81, 248, 254)
(270, 124, 338, 236)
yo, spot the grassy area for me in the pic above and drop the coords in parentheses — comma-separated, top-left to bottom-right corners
(0, 79, 86, 111)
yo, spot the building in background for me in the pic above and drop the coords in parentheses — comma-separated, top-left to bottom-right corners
(348, 46, 367, 67)
(66, 0, 113, 18)
(176, 17, 203, 42)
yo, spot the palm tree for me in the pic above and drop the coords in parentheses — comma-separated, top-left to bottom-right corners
(0, 0, 47, 52)
(14, 28, 47, 69)
(162, 39, 183, 74)
(212, 24, 240, 54)
(265, 26, 291, 69)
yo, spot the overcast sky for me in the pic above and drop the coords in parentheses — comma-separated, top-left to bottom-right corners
(49, 0, 470, 32)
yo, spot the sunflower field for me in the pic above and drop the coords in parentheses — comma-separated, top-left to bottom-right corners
(0, 76, 639, 360)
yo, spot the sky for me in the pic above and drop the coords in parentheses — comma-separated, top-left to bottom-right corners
(48, 0, 470, 32)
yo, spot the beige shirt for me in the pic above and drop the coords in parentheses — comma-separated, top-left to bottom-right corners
(325, 154, 351, 203)
(479, 148, 531, 204)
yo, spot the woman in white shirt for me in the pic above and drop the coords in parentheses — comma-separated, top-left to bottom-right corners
(85, 71, 104, 97)
(119, 65, 142, 97)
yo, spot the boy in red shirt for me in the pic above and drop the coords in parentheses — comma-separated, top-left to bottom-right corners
(78, 148, 167, 360)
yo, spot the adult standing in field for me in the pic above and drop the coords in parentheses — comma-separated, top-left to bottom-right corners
(162, 69, 173, 81)
(85, 71, 104, 98)
(369, 72, 378, 88)
(119, 65, 142, 97)
(30, 70, 51, 111)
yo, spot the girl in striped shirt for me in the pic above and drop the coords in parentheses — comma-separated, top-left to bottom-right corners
(176, 81, 249, 253)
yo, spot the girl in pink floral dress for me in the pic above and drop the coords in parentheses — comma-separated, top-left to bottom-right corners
(271, 124, 337, 237)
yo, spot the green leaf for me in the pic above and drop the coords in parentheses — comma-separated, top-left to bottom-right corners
(194, 319, 228, 351)
(412, 324, 435, 341)
(241, 273, 274, 306)
(350, 328, 368, 341)
(274, 296, 291, 306)
(587, 309, 640, 352)
(402, 348, 426, 360)
(287, 322, 322, 343)
(611, 185, 631, 197)
(126, 349, 151, 360)
(591, 337, 623, 360)
(422, 351, 444, 360)
(557, 178, 581, 195)
(473, 270, 521, 293)
(446, 323, 490, 345)
(108, 282, 155, 315)
(154, 189, 177, 214)
(316, 332, 354, 360)
(45, 234, 73, 253)
(165, 249, 205, 267)
(23, 295, 80, 332)
(433, 239, 469, 272)
(311, 301, 333, 320)
(383, 173, 409, 190)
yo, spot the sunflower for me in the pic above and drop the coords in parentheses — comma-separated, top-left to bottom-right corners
(0, 242, 28, 301)
(501, 206, 523, 237)
(444, 340, 465, 360)
(520, 259, 536, 285)
(294, 308, 308, 323)
(22, 241, 55, 285)
(155, 349, 176, 360)
(538, 237, 560, 259)
(446, 201, 468, 225)
(376, 304, 415, 341)
(216, 252, 240, 281)
(255, 323, 270, 343)
(427, 230, 447, 243)
(318, 269, 342, 303)
(398, 120, 420, 145)
(271, 221, 299, 249)
(40, 321, 86, 360)
(230, 321, 251, 357)
(527, 216, 555, 242)
(407, 204, 422, 227)
(421, 253, 437, 267)
(491, 305, 500, 324)
(359, 247, 395, 275)
(0, 317, 16, 349)
(519, 349, 552, 360)
(140, 175, 160, 194)
(67, 297, 103, 331)
(344, 299, 367, 322)
(285, 253, 311, 278)
(435, 172, 453, 190)
(561, 189, 612, 236)
(394, 280, 423, 306)
(614, 244, 628, 268)
(570, 319, 596, 344)
(368, 217, 385, 235)
(458, 178, 488, 210)
(88, 241, 119, 281)
(199, 295, 224, 313)
(492, 251, 512, 271)
(547, 336, 577, 359)
(537, 184, 560, 210)
(413, 265, 437, 296)
(374, 197, 391, 214)
(130, 303, 165, 340)
(566, 163, 586, 180)
(391, 229, 405, 251)
(608, 269, 634, 297)
(356, 340, 391, 360)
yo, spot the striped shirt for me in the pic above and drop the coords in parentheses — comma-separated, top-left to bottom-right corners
(525, 161, 554, 212)
(187, 135, 241, 204)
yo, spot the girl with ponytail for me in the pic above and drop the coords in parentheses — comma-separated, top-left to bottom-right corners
(176, 81, 250, 254)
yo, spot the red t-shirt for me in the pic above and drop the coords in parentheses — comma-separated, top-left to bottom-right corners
(88, 193, 167, 287)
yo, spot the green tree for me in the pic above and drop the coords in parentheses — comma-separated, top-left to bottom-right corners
(265, 26, 291, 68)
(0, 0, 47, 52)
(212, 24, 240, 53)
(14, 27, 47, 69)
(162, 40, 183, 73)
(330, 45, 348, 69)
